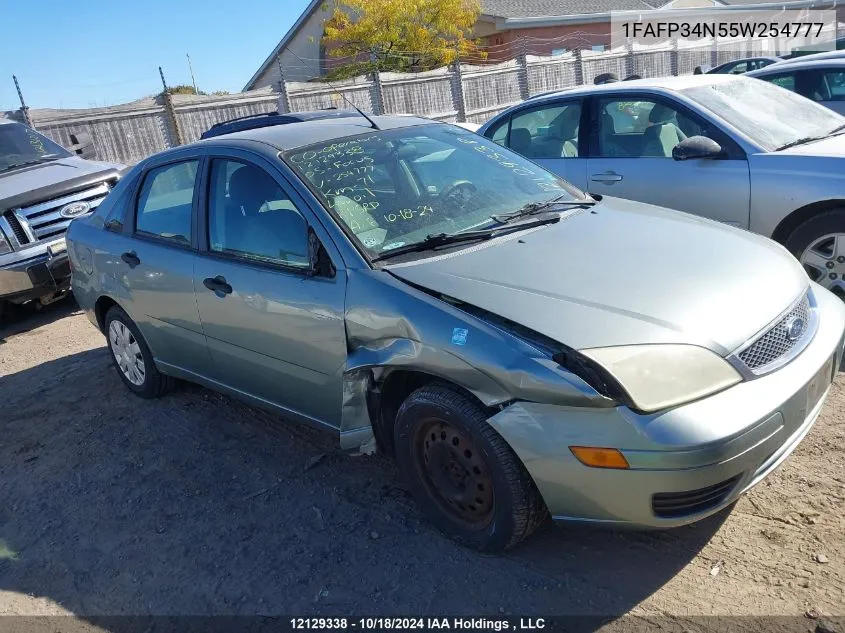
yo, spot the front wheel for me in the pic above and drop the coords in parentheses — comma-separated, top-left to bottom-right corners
(786, 210, 845, 299)
(104, 305, 174, 398)
(394, 383, 547, 551)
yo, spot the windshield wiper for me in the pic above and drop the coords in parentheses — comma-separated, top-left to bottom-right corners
(829, 123, 845, 136)
(371, 216, 560, 263)
(0, 155, 61, 173)
(775, 135, 828, 151)
(490, 195, 595, 224)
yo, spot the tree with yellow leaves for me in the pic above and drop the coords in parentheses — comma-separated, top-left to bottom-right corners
(321, 0, 483, 78)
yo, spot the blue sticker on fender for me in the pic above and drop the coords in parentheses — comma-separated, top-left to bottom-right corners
(451, 328, 468, 346)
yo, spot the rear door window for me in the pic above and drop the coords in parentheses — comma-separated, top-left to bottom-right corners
(135, 160, 198, 245)
(506, 102, 582, 158)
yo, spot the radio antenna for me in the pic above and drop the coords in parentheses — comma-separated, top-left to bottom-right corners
(286, 50, 380, 130)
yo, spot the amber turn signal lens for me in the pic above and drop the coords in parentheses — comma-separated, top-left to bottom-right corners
(569, 446, 630, 469)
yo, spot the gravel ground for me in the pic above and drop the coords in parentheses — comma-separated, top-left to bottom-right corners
(0, 299, 843, 630)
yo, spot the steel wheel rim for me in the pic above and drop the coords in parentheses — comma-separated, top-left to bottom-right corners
(415, 419, 495, 529)
(800, 232, 845, 298)
(108, 321, 146, 386)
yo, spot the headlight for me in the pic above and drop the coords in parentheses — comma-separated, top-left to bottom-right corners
(579, 344, 742, 412)
(0, 229, 11, 256)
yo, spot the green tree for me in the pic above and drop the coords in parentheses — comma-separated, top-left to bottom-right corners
(166, 84, 205, 95)
(321, 0, 483, 78)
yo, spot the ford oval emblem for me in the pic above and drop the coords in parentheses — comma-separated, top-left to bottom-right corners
(784, 316, 805, 342)
(59, 201, 90, 219)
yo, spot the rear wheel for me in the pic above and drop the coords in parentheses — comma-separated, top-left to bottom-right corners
(394, 383, 547, 551)
(786, 210, 845, 299)
(104, 305, 174, 398)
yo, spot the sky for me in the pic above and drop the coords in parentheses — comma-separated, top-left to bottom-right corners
(1, 0, 312, 111)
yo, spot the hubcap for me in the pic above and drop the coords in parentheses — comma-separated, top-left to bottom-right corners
(108, 321, 146, 386)
(801, 233, 845, 299)
(417, 420, 495, 527)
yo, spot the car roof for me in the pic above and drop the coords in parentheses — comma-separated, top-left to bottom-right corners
(747, 58, 845, 75)
(521, 73, 742, 103)
(714, 56, 779, 65)
(197, 114, 438, 152)
(775, 50, 845, 65)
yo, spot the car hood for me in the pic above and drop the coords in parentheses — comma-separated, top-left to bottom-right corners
(387, 198, 808, 355)
(0, 156, 123, 204)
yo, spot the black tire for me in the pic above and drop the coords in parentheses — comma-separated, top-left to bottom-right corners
(785, 210, 845, 298)
(394, 382, 547, 551)
(104, 305, 174, 399)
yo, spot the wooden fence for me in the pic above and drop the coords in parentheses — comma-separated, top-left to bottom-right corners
(3, 37, 783, 165)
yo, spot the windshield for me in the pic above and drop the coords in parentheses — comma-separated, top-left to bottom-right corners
(0, 122, 71, 172)
(286, 124, 584, 259)
(682, 79, 844, 152)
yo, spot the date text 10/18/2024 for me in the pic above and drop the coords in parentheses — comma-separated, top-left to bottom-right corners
(290, 618, 548, 631)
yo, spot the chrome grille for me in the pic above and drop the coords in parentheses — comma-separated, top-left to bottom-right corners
(9, 182, 110, 246)
(738, 294, 811, 372)
(2, 212, 28, 244)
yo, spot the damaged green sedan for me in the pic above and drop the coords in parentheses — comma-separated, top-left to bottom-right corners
(67, 115, 845, 551)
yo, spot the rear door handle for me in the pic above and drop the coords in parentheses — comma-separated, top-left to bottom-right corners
(590, 171, 623, 184)
(120, 251, 140, 268)
(203, 275, 233, 296)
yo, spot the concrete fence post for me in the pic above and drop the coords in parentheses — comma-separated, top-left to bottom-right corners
(574, 48, 585, 85)
(450, 62, 467, 122)
(517, 53, 530, 99)
(625, 39, 635, 78)
(276, 60, 292, 113)
(161, 92, 184, 147)
(158, 67, 183, 147)
(670, 38, 679, 76)
(711, 37, 719, 68)
(370, 71, 386, 115)
(12, 75, 34, 129)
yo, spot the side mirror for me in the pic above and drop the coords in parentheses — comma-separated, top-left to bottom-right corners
(672, 136, 724, 161)
(69, 131, 95, 160)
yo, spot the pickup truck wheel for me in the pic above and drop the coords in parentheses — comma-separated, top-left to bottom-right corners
(786, 210, 845, 299)
(394, 382, 547, 551)
(104, 305, 174, 398)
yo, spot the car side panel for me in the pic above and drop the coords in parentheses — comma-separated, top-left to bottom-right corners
(748, 153, 845, 239)
(67, 216, 119, 327)
(110, 234, 209, 372)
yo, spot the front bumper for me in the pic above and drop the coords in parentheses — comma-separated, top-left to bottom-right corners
(488, 282, 845, 528)
(0, 241, 71, 303)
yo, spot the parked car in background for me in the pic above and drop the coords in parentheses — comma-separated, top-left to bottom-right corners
(782, 36, 845, 59)
(0, 119, 123, 318)
(67, 115, 845, 550)
(747, 59, 845, 115)
(774, 50, 845, 66)
(201, 109, 361, 139)
(706, 56, 780, 74)
(478, 75, 845, 298)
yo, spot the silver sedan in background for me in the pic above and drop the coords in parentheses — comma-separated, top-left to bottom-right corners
(747, 58, 845, 115)
(478, 75, 845, 298)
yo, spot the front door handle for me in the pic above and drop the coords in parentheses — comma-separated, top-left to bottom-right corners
(120, 251, 140, 268)
(203, 275, 233, 296)
(590, 171, 624, 184)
